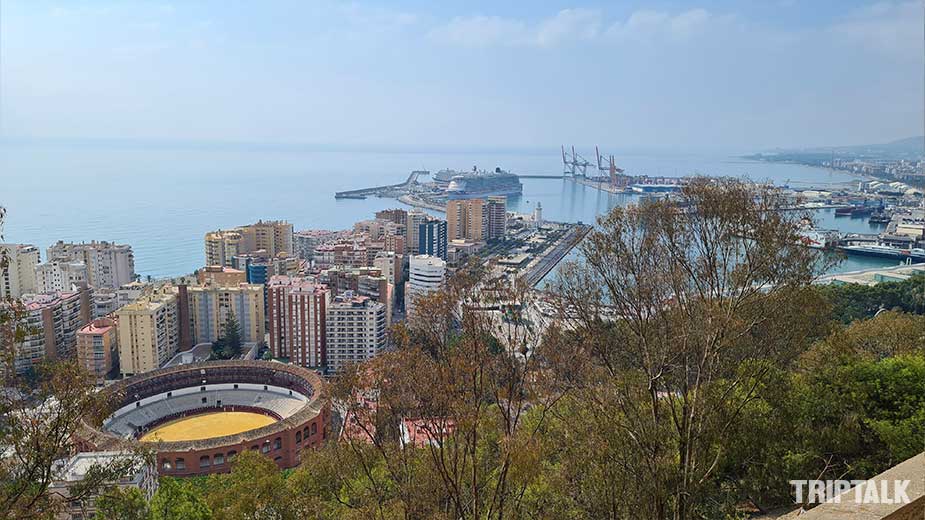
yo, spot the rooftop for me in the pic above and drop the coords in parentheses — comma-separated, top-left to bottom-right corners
(78, 318, 116, 336)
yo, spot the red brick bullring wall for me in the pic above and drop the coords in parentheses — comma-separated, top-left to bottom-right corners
(86, 360, 329, 477)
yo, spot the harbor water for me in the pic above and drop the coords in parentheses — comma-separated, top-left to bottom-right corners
(0, 141, 899, 279)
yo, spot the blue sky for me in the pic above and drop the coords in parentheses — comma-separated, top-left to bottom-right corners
(1, 0, 921, 151)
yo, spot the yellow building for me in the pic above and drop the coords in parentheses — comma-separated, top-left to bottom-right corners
(187, 283, 265, 345)
(204, 220, 293, 267)
(116, 288, 179, 377)
(447, 199, 486, 242)
(196, 265, 247, 286)
(238, 220, 293, 258)
(204, 230, 243, 267)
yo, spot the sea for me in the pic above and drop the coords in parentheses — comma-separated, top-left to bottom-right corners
(0, 140, 901, 280)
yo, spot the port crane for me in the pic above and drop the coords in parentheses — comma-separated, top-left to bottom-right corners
(595, 146, 629, 187)
(561, 145, 592, 177)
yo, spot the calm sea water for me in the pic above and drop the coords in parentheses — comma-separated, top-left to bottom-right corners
(0, 141, 898, 279)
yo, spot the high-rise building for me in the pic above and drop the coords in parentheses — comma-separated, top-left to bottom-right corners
(238, 220, 293, 258)
(406, 209, 428, 255)
(116, 287, 180, 377)
(485, 196, 507, 241)
(0, 243, 40, 298)
(325, 292, 387, 373)
(206, 220, 294, 268)
(320, 265, 393, 322)
(46, 241, 136, 289)
(418, 220, 448, 260)
(76, 317, 118, 383)
(204, 230, 244, 267)
(375, 208, 408, 226)
(186, 283, 266, 345)
(15, 291, 87, 374)
(373, 251, 403, 288)
(267, 276, 330, 368)
(447, 199, 486, 242)
(35, 260, 89, 293)
(404, 255, 446, 318)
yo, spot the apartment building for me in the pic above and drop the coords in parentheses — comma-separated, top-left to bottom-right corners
(116, 288, 180, 377)
(485, 196, 507, 241)
(418, 219, 448, 260)
(447, 199, 486, 242)
(46, 240, 136, 289)
(15, 291, 88, 374)
(76, 317, 118, 383)
(186, 282, 265, 344)
(404, 255, 446, 317)
(0, 243, 40, 298)
(325, 292, 387, 373)
(266, 276, 330, 368)
(35, 260, 89, 293)
(204, 229, 244, 267)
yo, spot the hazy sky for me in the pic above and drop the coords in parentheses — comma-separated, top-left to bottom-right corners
(1, 0, 922, 151)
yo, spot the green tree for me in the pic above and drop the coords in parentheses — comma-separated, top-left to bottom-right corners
(212, 314, 243, 360)
(819, 274, 925, 322)
(205, 450, 293, 520)
(150, 478, 211, 520)
(550, 178, 833, 519)
(94, 487, 150, 520)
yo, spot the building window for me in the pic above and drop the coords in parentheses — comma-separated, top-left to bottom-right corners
(200, 386, 206, 392)
(214, 454, 225, 465)
(233, 384, 239, 389)
(166, 392, 172, 398)
(199, 455, 211, 468)
(201, 397, 207, 404)
(161, 459, 172, 471)
(261, 442, 270, 454)
(175, 458, 186, 470)
(227, 450, 237, 460)
(311, 423, 317, 435)
(296, 431, 302, 443)
(274, 438, 282, 450)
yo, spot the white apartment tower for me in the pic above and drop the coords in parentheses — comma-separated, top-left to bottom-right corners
(47, 241, 136, 289)
(404, 255, 446, 318)
(0, 243, 40, 298)
(35, 261, 89, 293)
(325, 292, 387, 373)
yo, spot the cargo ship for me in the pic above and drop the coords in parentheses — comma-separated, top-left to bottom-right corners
(445, 167, 523, 199)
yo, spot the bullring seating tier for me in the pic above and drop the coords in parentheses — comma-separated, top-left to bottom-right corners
(104, 387, 306, 439)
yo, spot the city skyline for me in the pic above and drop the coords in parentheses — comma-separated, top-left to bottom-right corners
(1, 0, 922, 151)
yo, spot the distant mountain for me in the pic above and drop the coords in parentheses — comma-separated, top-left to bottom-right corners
(749, 136, 924, 162)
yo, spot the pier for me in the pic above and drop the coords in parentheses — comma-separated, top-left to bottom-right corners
(334, 171, 425, 199)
